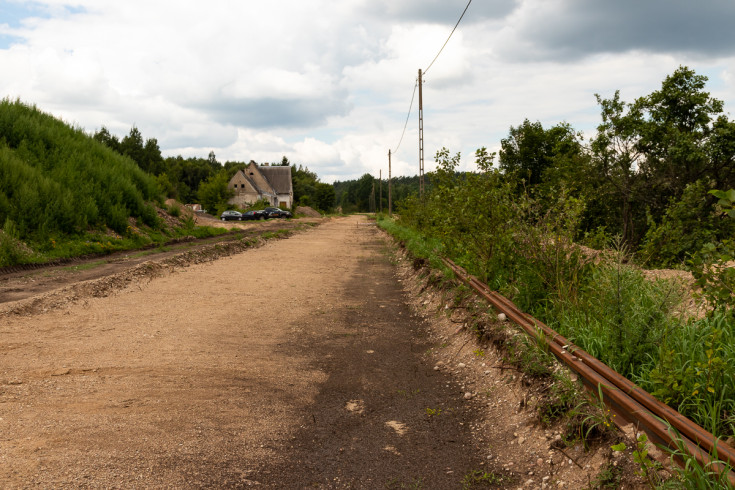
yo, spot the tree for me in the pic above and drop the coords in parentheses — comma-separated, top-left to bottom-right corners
(635, 66, 733, 217)
(208, 151, 218, 167)
(197, 171, 233, 215)
(314, 182, 335, 212)
(120, 127, 145, 169)
(590, 66, 735, 248)
(499, 119, 584, 190)
(590, 91, 645, 245)
(93, 126, 121, 153)
(142, 138, 164, 175)
(292, 164, 320, 207)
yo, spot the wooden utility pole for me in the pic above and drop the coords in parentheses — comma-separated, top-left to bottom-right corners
(418, 68, 424, 198)
(379, 169, 382, 213)
(388, 150, 392, 216)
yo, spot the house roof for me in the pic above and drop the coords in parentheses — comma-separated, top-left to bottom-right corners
(259, 166, 293, 195)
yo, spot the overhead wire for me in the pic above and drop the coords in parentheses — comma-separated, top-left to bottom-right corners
(392, 79, 418, 154)
(390, 0, 472, 155)
(424, 0, 472, 75)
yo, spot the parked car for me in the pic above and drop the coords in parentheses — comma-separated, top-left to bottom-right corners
(220, 210, 242, 221)
(263, 207, 292, 219)
(240, 210, 266, 221)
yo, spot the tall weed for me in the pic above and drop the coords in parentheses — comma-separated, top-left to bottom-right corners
(641, 312, 735, 438)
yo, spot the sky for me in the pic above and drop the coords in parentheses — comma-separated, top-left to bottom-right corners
(1, 0, 735, 183)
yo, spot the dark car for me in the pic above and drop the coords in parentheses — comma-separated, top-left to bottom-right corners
(263, 207, 292, 219)
(240, 210, 266, 221)
(220, 210, 242, 221)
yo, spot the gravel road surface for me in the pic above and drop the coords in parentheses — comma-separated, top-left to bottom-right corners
(0, 216, 488, 488)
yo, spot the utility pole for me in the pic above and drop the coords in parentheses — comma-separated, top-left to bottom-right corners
(388, 150, 392, 216)
(379, 169, 383, 214)
(418, 68, 424, 198)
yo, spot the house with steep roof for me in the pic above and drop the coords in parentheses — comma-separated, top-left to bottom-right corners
(228, 162, 294, 209)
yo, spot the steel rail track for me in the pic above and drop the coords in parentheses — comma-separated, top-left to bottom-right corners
(442, 258, 735, 484)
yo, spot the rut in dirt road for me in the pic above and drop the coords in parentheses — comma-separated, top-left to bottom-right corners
(253, 221, 488, 488)
(0, 216, 489, 489)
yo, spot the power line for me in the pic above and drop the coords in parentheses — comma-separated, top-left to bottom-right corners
(392, 79, 418, 154)
(424, 0, 472, 75)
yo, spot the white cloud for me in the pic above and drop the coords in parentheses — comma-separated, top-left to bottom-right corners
(1, 0, 735, 183)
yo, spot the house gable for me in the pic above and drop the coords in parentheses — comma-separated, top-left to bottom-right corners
(244, 162, 275, 195)
(229, 171, 258, 194)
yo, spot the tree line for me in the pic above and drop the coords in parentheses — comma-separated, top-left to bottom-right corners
(494, 66, 735, 266)
(93, 128, 335, 215)
(393, 66, 735, 269)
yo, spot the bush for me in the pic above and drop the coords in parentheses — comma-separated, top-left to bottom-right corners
(640, 180, 733, 268)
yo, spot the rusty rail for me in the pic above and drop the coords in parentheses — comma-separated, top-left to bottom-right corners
(442, 258, 735, 483)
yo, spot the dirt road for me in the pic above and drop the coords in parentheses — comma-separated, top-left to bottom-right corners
(0, 216, 489, 488)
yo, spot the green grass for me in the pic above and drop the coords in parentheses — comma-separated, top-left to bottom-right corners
(1, 221, 232, 268)
(376, 216, 448, 274)
(63, 260, 107, 272)
(461, 469, 506, 488)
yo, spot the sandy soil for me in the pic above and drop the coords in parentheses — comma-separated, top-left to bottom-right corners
(0, 215, 645, 488)
(0, 217, 314, 306)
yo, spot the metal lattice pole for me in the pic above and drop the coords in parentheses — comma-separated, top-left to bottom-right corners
(418, 69, 424, 198)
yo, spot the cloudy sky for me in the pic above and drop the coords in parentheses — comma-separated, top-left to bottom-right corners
(2, 0, 735, 183)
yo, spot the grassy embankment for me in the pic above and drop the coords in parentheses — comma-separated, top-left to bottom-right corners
(0, 99, 227, 267)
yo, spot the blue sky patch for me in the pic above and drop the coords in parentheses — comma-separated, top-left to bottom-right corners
(0, 2, 85, 49)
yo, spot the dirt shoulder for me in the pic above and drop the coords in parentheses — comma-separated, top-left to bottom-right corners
(0, 215, 644, 488)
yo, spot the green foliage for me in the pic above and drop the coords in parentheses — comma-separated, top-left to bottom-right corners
(570, 384, 616, 449)
(640, 312, 735, 438)
(167, 203, 181, 217)
(158, 155, 221, 203)
(590, 462, 623, 489)
(334, 173, 377, 213)
(590, 66, 735, 249)
(376, 215, 446, 272)
(548, 250, 680, 379)
(611, 432, 662, 488)
(461, 469, 504, 488)
(537, 369, 581, 426)
(245, 198, 271, 211)
(663, 427, 735, 489)
(0, 99, 160, 251)
(499, 119, 584, 190)
(0, 219, 36, 266)
(511, 188, 591, 312)
(284, 162, 336, 212)
(504, 329, 555, 379)
(640, 180, 734, 267)
(424, 407, 442, 417)
(313, 182, 336, 212)
(197, 170, 234, 216)
(690, 189, 735, 313)
(401, 147, 521, 292)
